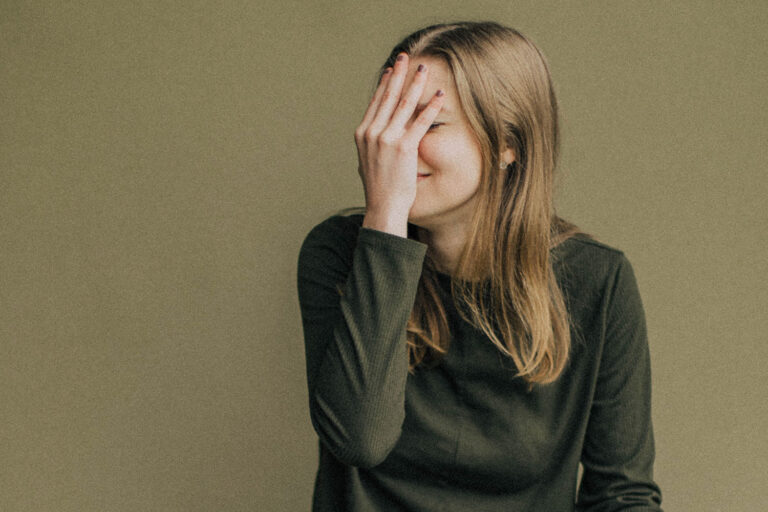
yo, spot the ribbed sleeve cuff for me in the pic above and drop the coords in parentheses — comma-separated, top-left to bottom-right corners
(357, 227, 429, 257)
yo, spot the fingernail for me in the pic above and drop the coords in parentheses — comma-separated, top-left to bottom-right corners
(396, 53, 405, 62)
(436, 89, 444, 97)
(417, 64, 425, 72)
(383, 67, 392, 74)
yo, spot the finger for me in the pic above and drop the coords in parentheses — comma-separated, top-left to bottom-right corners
(404, 89, 445, 143)
(386, 62, 428, 131)
(367, 53, 410, 134)
(359, 67, 392, 129)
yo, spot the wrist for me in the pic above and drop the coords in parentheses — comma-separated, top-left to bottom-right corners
(362, 211, 409, 238)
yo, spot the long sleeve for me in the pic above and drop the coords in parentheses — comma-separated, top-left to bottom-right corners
(576, 254, 663, 511)
(296, 216, 428, 469)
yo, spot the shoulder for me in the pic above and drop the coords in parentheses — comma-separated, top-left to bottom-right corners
(553, 232, 626, 270)
(552, 235, 649, 364)
(300, 210, 425, 257)
(552, 234, 635, 305)
(297, 210, 428, 290)
(298, 212, 365, 270)
(301, 212, 365, 247)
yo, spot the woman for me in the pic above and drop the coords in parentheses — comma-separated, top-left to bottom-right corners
(297, 21, 663, 511)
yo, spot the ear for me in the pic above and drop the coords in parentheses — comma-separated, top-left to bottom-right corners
(500, 146, 516, 166)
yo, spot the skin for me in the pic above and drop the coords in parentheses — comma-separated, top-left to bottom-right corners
(355, 52, 514, 275)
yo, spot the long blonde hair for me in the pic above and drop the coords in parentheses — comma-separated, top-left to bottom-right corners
(343, 21, 595, 386)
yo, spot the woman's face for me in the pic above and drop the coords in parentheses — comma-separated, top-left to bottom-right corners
(402, 56, 484, 230)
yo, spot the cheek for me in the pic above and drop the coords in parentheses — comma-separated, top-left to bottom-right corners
(418, 135, 484, 175)
(417, 136, 454, 169)
(419, 134, 446, 167)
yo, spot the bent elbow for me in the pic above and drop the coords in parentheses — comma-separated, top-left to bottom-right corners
(335, 439, 396, 469)
(309, 399, 402, 468)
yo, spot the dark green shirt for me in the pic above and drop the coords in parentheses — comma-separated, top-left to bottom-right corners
(297, 213, 662, 511)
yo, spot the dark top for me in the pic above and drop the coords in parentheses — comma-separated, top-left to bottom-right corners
(296, 213, 663, 511)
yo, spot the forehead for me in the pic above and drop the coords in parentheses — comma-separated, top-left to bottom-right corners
(404, 56, 457, 115)
(404, 55, 453, 83)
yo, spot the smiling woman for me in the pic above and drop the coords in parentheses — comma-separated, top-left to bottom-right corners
(395, 55, 490, 238)
(297, 20, 663, 511)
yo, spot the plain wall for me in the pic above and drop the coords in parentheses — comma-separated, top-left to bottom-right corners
(2, 1, 766, 510)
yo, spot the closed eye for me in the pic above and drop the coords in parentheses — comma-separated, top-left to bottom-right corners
(428, 123, 442, 131)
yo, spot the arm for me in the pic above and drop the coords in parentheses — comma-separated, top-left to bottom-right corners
(576, 254, 664, 511)
(296, 217, 427, 468)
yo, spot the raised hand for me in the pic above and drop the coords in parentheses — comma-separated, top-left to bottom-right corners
(354, 53, 445, 237)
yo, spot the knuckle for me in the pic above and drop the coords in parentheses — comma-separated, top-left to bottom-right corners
(378, 132, 396, 146)
(364, 128, 378, 142)
(395, 139, 413, 153)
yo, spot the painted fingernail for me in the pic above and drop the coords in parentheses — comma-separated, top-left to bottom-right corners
(396, 53, 405, 62)
(436, 89, 444, 97)
(383, 67, 392, 74)
(417, 64, 425, 72)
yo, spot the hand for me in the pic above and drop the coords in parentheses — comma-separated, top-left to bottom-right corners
(354, 53, 445, 234)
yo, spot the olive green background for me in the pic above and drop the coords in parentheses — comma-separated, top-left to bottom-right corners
(2, 1, 765, 511)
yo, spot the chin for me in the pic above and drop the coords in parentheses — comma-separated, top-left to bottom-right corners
(407, 208, 434, 229)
